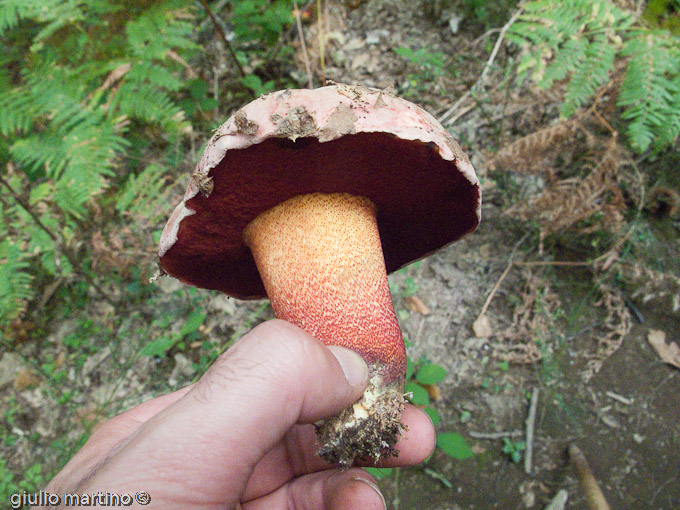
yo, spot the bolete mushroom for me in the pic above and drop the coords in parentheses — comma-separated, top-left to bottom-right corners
(159, 83, 480, 467)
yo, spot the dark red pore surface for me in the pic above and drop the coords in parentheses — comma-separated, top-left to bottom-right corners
(160, 132, 480, 298)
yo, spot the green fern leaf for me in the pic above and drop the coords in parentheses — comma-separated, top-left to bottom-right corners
(540, 37, 586, 89)
(116, 163, 172, 224)
(618, 30, 680, 151)
(561, 35, 615, 117)
(0, 240, 34, 323)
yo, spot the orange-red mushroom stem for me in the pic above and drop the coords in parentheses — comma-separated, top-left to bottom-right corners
(244, 192, 406, 385)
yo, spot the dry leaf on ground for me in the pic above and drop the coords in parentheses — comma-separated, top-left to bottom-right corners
(404, 295, 431, 315)
(647, 329, 680, 369)
(14, 369, 41, 391)
(473, 314, 493, 338)
(424, 383, 442, 401)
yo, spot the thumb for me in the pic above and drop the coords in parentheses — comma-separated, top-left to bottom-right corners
(77, 319, 368, 505)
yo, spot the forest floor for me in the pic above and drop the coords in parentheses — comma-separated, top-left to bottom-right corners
(2, 1, 679, 509)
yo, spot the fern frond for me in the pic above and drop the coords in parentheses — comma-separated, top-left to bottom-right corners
(618, 30, 680, 151)
(561, 34, 615, 117)
(0, 87, 39, 135)
(111, 81, 186, 133)
(116, 163, 173, 224)
(0, 0, 42, 36)
(126, 1, 199, 60)
(488, 117, 586, 173)
(508, 0, 680, 152)
(30, 0, 85, 49)
(540, 37, 586, 89)
(126, 64, 184, 93)
(0, 0, 201, 326)
(509, 0, 631, 114)
(0, 240, 34, 323)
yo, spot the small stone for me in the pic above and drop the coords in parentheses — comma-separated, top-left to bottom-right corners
(168, 353, 194, 387)
(449, 14, 462, 35)
(0, 352, 24, 390)
(543, 490, 568, 510)
(345, 38, 365, 51)
(365, 29, 389, 45)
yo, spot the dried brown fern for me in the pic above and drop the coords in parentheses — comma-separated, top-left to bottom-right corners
(488, 117, 594, 175)
(502, 132, 634, 238)
(534, 135, 623, 233)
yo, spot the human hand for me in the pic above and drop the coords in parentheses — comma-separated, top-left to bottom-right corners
(42, 319, 436, 509)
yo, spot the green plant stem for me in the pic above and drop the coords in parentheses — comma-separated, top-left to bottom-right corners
(0, 174, 116, 307)
(0, 176, 58, 243)
(197, 0, 247, 79)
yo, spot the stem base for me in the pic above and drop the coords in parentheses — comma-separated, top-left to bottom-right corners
(315, 373, 406, 468)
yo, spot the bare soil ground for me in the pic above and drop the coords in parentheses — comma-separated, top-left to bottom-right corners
(2, 1, 679, 509)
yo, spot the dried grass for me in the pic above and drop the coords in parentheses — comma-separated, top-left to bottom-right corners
(582, 283, 631, 381)
(293, 0, 346, 82)
(493, 269, 561, 364)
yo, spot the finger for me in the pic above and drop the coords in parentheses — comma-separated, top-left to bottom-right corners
(243, 404, 436, 499)
(74, 320, 369, 507)
(45, 385, 193, 493)
(242, 468, 385, 510)
(359, 405, 437, 467)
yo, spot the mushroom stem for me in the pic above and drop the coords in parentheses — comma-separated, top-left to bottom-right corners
(244, 192, 407, 466)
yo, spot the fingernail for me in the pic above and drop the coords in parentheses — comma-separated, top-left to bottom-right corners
(353, 477, 386, 510)
(328, 346, 368, 387)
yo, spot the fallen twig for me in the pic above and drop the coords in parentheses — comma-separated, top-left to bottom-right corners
(605, 391, 633, 406)
(568, 444, 611, 510)
(524, 387, 539, 475)
(197, 0, 246, 79)
(421, 467, 453, 488)
(475, 258, 593, 326)
(469, 430, 523, 439)
(477, 259, 514, 320)
(293, 1, 313, 88)
(438, 9, 522, 125)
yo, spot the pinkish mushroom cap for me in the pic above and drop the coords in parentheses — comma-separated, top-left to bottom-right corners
(159, 83, 481, 296)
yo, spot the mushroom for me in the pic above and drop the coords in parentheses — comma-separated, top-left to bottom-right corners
(159, 83, 481, 467)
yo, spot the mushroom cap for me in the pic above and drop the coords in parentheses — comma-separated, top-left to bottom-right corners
(159, 83, 481, 298)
